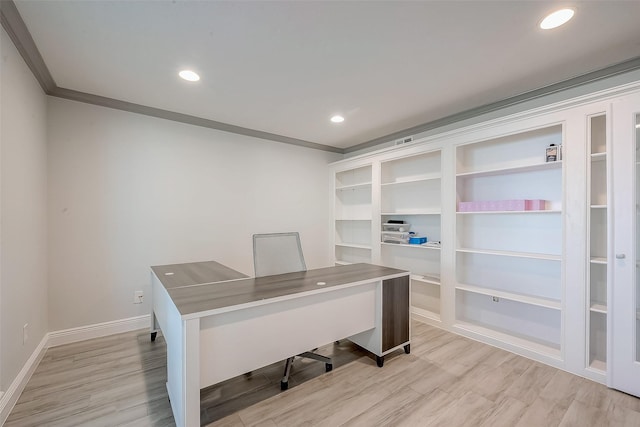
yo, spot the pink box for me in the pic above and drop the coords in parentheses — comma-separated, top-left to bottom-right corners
(459, 199, 547, 212)
(458, 202, 472, 212)
(525, 199, 547, 210)
(503, 200, 526, 211)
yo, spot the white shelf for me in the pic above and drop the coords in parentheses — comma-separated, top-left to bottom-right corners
(456, 247, 561, 261)
(411, 306, 440, 322)
(381, 210, 441, 215)
(587, 115, 609, 379)
(456, 161, 562, 179)
(456, 283, 561, 310)
(335, 182, 372, 191)
(411, 274, 440, 286)
(589, 359, 607, 372)
(590, 303, 607, 314)
(381, 176, 440, 186)
(457, 209, 561, 215)
(454, 321, 562, 359)
(335, 243, 371, 250)
(382, 242, 441, 250)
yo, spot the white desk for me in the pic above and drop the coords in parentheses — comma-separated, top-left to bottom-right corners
(150, 261, 410, 427)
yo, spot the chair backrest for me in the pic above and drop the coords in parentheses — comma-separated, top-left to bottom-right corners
(253, 232, 307, 277)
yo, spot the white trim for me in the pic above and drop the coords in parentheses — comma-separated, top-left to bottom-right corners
(334, 81, 640, 165)
(0, 314, 152, 423)
(0, 335, 48, 425)
(48, 314, 150, 347)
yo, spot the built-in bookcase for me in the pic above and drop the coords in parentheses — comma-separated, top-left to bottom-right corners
(334, 165, 373, 265)
(379, 151, 442, 321)
(329, 88, 640, 392)
(587, 114, 609, 372)
(454, 125, 564, 358)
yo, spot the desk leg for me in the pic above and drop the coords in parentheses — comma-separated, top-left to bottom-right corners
(182, 318, 200, 427)
(150, 272, 159, 342)
(150, 310, 158, 342)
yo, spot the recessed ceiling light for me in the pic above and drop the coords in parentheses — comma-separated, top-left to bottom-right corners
(539, 8, 575, 30)
(179, 70, 200, 82)
(330, 115, 345, 123)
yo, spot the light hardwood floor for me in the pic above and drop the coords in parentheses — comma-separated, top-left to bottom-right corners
(6, 321, 640, 426)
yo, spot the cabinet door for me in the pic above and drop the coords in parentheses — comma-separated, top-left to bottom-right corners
(610, 92, 640, 396)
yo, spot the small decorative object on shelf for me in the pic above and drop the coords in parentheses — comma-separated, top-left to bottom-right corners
(546, 144, 562, 162)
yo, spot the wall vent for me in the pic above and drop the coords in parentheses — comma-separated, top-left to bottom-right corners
(394, 136, 414, 146)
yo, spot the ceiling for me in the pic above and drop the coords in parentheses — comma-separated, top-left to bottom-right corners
(8, 1, 640, 152)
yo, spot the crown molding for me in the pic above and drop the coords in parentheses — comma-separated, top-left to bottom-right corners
(0, 0, 55, 93)
(345, 56, 640, 154)
(4, 0, 640, 156)
(1, 0, 343, 154)
(50, 87, 342, 153)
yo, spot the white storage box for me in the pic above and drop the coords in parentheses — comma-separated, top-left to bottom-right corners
(382, 223, 411, 232)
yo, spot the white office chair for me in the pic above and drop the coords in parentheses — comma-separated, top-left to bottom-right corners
(252, 232, 333, 390)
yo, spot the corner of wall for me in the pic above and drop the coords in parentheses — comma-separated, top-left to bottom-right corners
(0, 313, 151, 423)
(0, 333, 48, 425)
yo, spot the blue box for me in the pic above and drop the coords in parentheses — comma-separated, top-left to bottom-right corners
(408, 236, 427, 245)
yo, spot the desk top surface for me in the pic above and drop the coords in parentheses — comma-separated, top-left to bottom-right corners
(151, 260, 248, 289)
(157, 263, 407, 317)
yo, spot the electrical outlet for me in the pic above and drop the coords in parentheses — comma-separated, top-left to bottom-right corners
(23, 323, 29, 345)
(134, 291, 144, 304)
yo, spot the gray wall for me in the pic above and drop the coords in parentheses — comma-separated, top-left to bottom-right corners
(1, 28, 49, 391)
(46, 97, 341, 331)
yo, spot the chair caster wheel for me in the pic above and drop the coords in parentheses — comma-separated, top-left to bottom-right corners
(326, 363, 333, 372)
(376, 356, 384, 367)
(281, 381, 289, 391)
(151, 331, 157, 342)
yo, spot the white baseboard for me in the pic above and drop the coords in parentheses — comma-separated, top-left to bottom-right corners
(0, 314, 152, 424)
(48, 314, 150, 347)
(0, 334, 48, 425)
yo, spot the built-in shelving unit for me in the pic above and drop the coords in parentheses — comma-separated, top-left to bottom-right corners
(379, 151, 442, 322)
(587, 114, 609, 373)
(334, 165, 373, 265)
(454, 125, 564, 359)
(328, 88, 640, 391)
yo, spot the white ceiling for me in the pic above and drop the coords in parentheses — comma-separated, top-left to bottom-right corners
(13, 0, 640, 150)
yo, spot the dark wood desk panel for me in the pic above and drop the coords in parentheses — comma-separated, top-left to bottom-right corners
(168, 263, 406, 316)
(151, 260, 248, 290)
(382, 275, 410, 352)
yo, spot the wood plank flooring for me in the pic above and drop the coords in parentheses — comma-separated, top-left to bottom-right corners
(6, 321, 640, 426)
